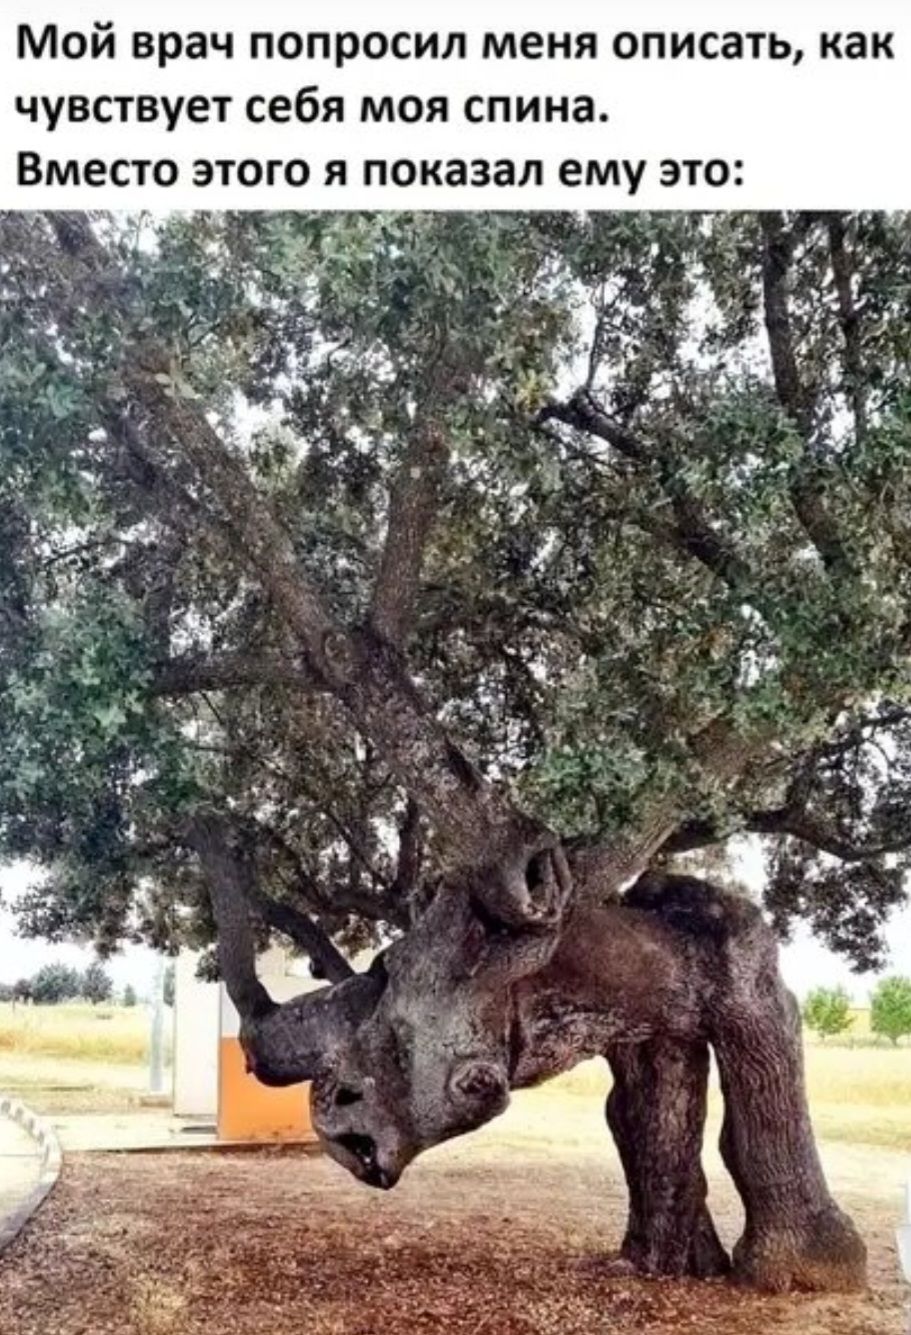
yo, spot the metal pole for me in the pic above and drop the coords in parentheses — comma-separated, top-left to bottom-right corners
(148, 955, 165, 1095)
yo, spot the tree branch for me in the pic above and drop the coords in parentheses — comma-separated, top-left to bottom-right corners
(666, 805, 911, 864)
(391, 798, 423, 900)
(759, 213, 853, 576)
(121, 358, 539, 869)
(45, 214, 572, 928)
(150, 653, 318, 697)
(187, 813, 355, 990)
(186, 813, 387, 1087)
(759, 213, 810, 433)
(253, 814, 403, 925)
(540, 389, 753, 591)
(185, 814, 275, 1023)
(826, 214, 868, 442)
(369, 373, 455, 647)
(250, 892, 354, 983)
(572, 714, 777, 897)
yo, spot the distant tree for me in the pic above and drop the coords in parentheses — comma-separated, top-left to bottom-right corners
(12, 978, 33, 1005)
(870, 976, 911, 1046)
(802, 986, 853, 1041)
(162, 962, 175, 1008)
(29, 962, 82, 1005)
(81, 960, 113, 1005)
(0, 981, 13, 1003)
(122, 983, 138, 1007)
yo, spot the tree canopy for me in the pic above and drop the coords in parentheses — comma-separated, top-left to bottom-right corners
(81, 958, 113, 1004)
(1, 210, 910, 971)
(801, 985, 853, 1041)
(870, 975, 911, 1044)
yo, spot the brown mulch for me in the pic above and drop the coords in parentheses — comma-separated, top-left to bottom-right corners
(0, 1143, 903, 1335)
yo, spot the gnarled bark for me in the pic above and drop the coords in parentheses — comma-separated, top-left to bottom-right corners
(710, 920, 867, 1291)
(606, 1038, 729, 1279)
(31, 206, 882, 1309)
(187, 798, 865, 1295)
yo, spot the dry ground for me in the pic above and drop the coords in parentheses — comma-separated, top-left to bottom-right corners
(0, 1077, 907, 1335)
(0, 1051, 149, 1114)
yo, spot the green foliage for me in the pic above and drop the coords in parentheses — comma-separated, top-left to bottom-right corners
(122, 984, 138, 1008)
(81, 960, 113, 1005)
(3, 961, 113, 1005)
(802, 986, 853, 1041)
(2, 211, 911, 968)
(870, 976, 911, 1045)
(29, 962, 83, 1005)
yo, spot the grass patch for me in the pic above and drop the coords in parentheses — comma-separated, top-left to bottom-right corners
(0, 1075, 142, 1115)
(546, 1041, 911, 1153)
(1, 1005, 908, 1152)
(0, 1047, 152, 1114)
(0, 1001, 158, 1063)
(803, 1039, 911, 1107)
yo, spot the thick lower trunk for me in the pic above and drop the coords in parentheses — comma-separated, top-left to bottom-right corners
(606, 1038, 729, 1279)
(711, 951, 867, 1291)
(594, 875, 866, 1293)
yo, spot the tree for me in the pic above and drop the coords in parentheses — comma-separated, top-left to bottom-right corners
(802, 985, 853, 1041)
(122, 984, 138, 1008)
(0, 981, 13, 1003)
(81, 959, 113, 1005)
(4, 209, 909, 1291)
(870, 976, 911, 1046)
(29, 962, 82, 1005)
(12, 978, 33, 1005)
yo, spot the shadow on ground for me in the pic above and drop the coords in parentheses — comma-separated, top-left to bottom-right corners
(0, 1092, 904, 1335)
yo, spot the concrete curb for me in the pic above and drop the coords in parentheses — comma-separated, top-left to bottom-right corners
(0, 1095, 63, 1254)
(93, 1138, 322, 1155)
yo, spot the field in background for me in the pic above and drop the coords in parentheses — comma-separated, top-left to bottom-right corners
(544, 1038, 911, 1152)
(0, 1001, 170, 1112)
(0, 1004, 908, 1148)
(0, 1000, 160, 1062)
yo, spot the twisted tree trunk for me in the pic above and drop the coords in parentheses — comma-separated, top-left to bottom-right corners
(604, 876, 866, 1292)
(711, 929, 867, 1291)
(44, 220, 867, 1299)
(189, 800, 865, 1295)
(606, 1038, 729, 1279)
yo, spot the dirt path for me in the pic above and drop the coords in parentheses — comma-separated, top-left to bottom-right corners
(0, 1109, 905, 1335)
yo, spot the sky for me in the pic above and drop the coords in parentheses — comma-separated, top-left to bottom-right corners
(1, 846, 909, 1005)
(0, 861, 161, 998)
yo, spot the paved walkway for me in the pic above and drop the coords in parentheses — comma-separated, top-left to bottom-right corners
(48, 1110, 319, 1153)
(52, 1110, 217, 1152)
(0, 1113, 44, 1225)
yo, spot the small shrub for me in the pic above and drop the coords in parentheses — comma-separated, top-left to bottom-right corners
(870, 976, 911, 1046)
(803, 986, 853, 1041)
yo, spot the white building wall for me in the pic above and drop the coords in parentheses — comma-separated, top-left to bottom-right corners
(175, 945, 326, 1113)
(218, 945, 323, 1038)
(172, 950, 219, 1117)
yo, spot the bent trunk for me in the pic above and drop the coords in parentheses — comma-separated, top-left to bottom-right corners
(243, 970, 387, 1086)
(606, 1037, 729, 1278)
(513, 877, 866, 1292)
(189, 812, 867, 1296)
(712, 965, 867, 1291)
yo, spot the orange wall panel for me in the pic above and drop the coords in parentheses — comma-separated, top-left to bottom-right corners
(218, 1037, 315, 1142)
